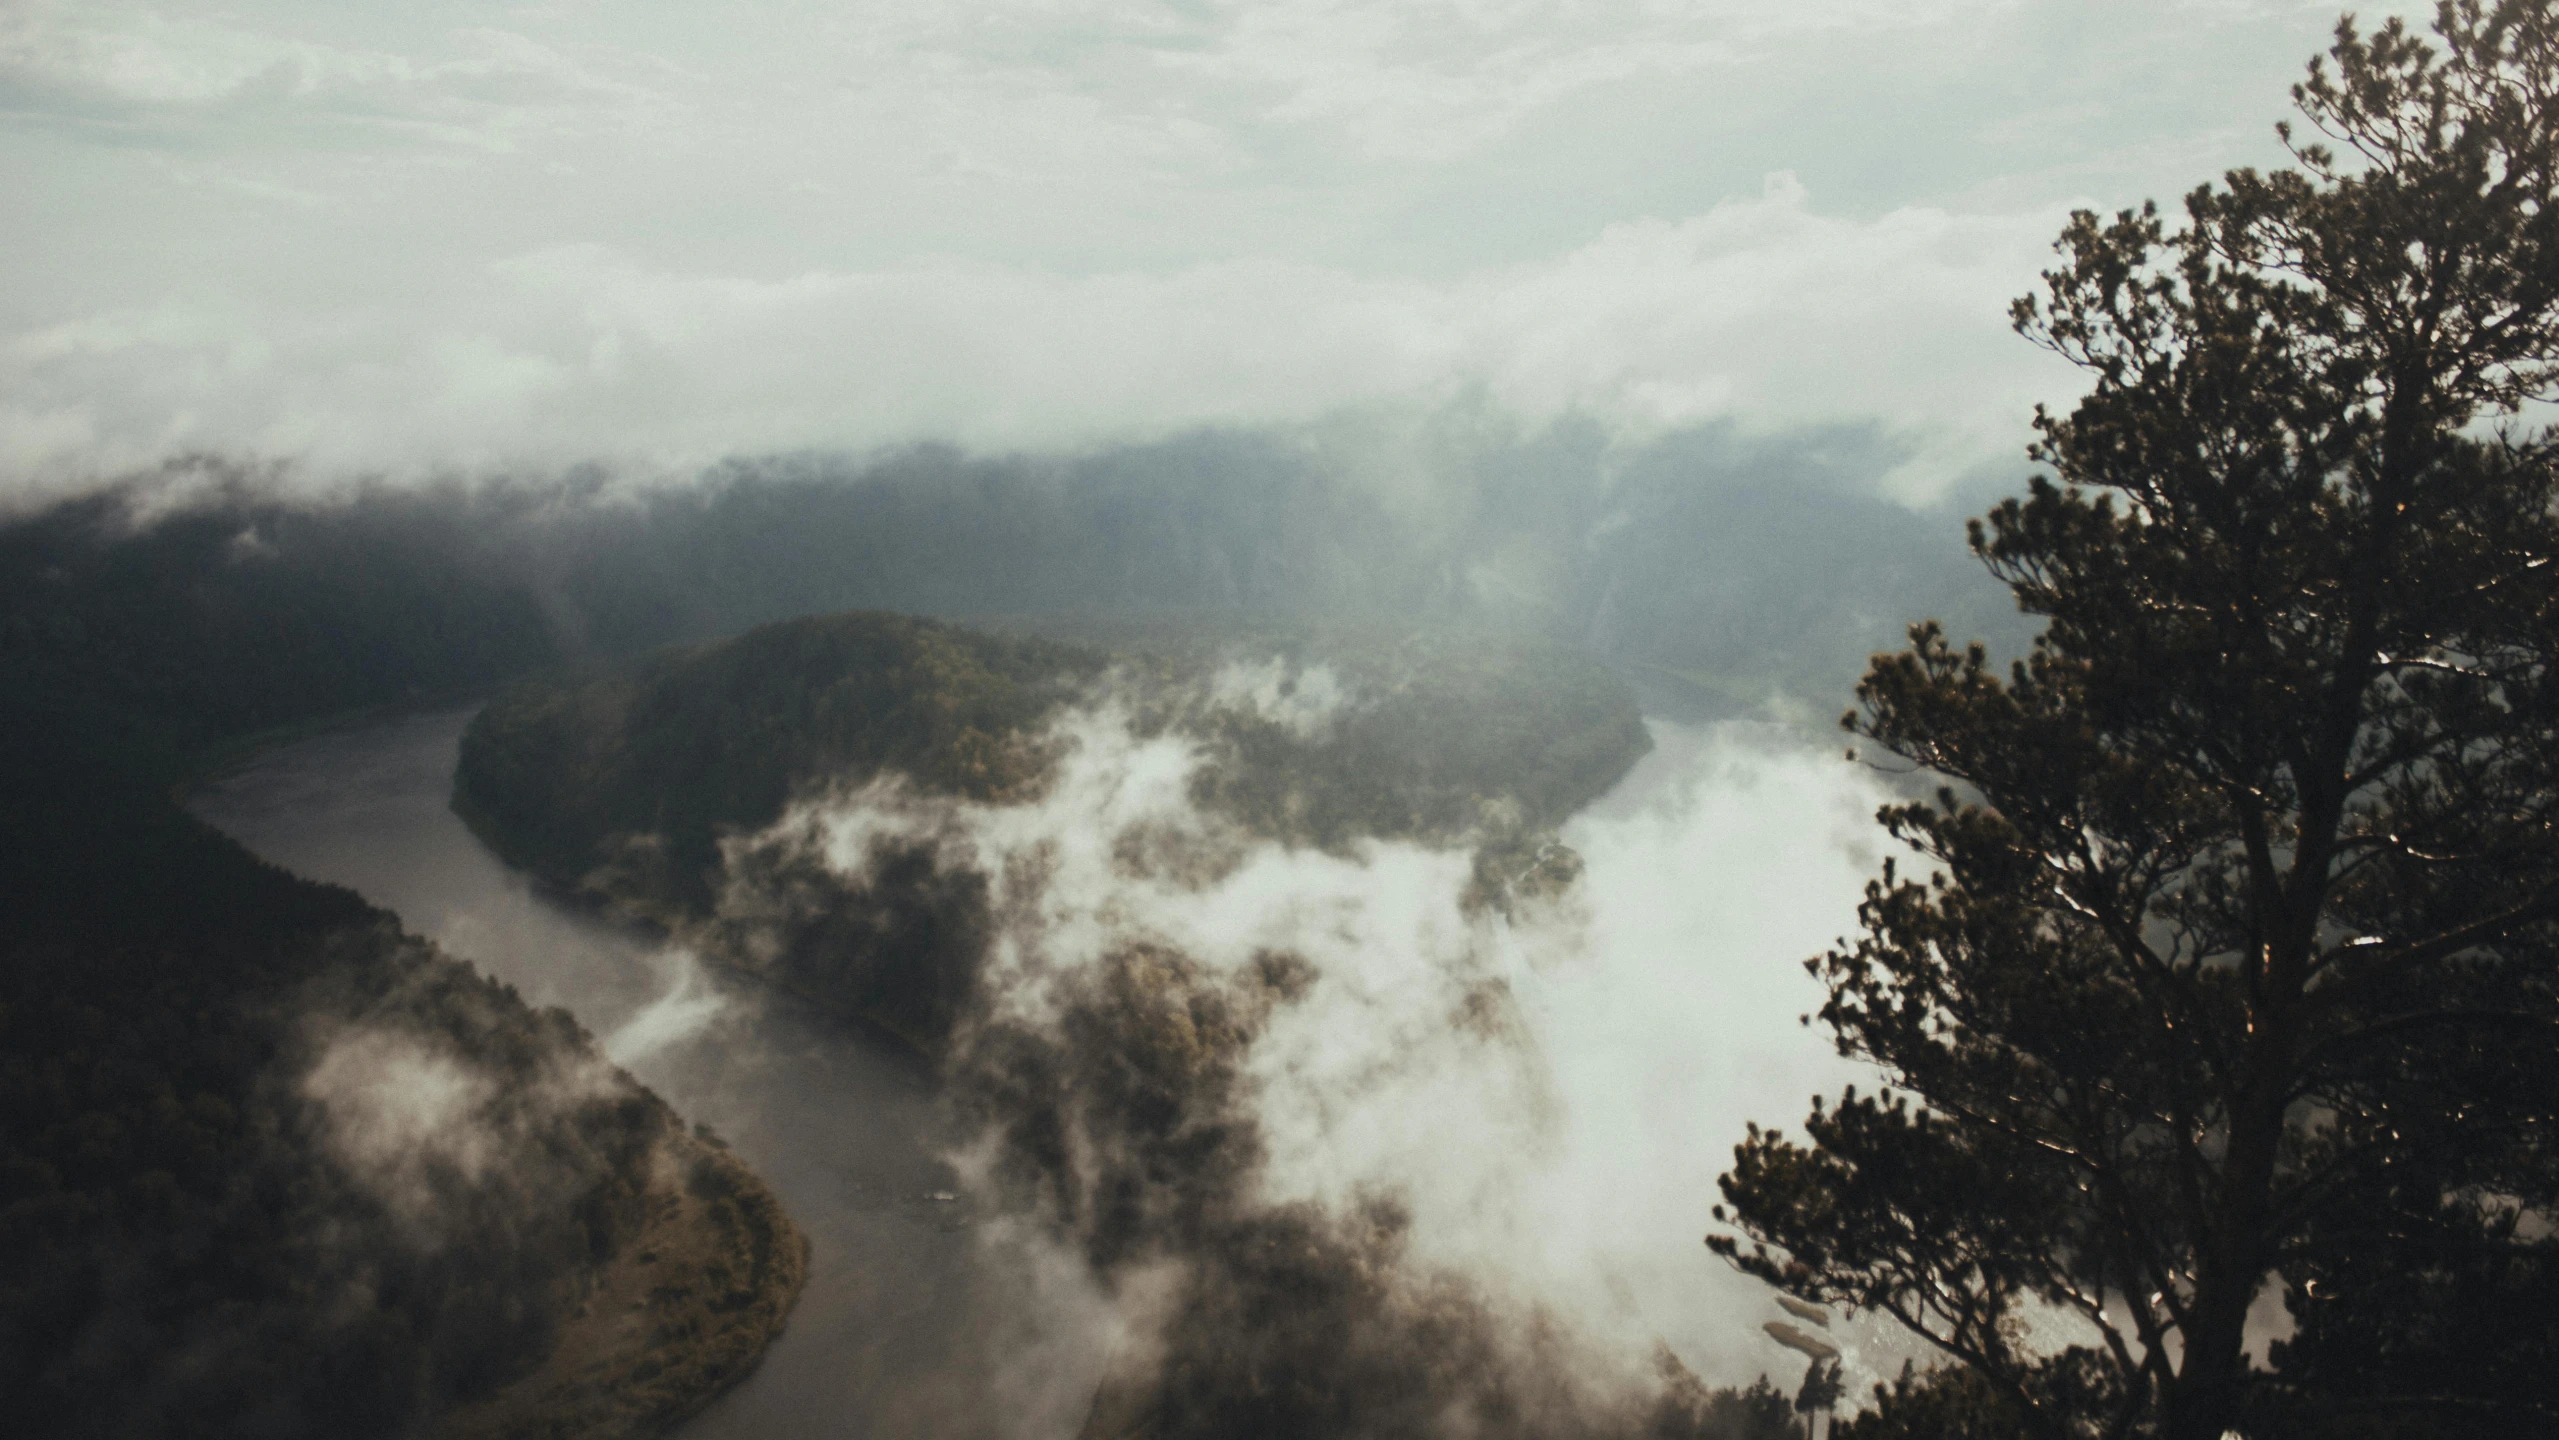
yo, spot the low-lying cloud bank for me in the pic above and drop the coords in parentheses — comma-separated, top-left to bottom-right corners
(703, 686, 1909, 1432)
(1, 177, 2067, 507)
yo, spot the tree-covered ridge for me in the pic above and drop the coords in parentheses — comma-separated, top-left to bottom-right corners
(449, 610, 1650, 1049)
(0, 412, 2011, 770)
(0, 483, 557, 775)
(451, 610, 1651, 904)
(438, 1138, 807, 1440)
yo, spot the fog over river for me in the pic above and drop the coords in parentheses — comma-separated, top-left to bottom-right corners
(194, 701, 1905, 1437)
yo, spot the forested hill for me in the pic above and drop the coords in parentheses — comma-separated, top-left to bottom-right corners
(451, 610, 1652, 1050)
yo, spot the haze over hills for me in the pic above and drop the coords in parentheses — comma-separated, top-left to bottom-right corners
(0, 434, 1924, 1432)
(447, 603, 1833, 1440)
(2, 423, 2023, 729)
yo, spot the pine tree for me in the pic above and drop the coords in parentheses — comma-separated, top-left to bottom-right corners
(1711, 6, 2559, 1437)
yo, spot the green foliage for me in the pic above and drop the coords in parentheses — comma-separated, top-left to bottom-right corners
(1713, 6, 2559, 1439)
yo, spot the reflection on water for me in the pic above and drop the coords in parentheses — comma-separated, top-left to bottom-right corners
(192, 707, 1108, 1440)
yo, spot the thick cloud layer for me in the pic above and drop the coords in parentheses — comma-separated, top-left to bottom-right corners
(1, 1, 2431, 501)
(2, 182, 2060, 499)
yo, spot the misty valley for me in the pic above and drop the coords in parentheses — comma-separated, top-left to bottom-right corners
(185, 621, 1830, 1440)
(0, 457, 1920, 1439)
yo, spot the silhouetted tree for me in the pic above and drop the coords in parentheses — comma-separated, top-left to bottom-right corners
(1712, 6, 2559, 1438)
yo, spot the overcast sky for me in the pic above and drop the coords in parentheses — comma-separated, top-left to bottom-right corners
(0, 1, 2429, 504)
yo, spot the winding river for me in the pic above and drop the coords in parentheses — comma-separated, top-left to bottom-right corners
(194, 706, 1110, 1440)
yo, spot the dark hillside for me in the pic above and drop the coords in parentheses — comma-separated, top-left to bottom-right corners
(0, 716, 801, 1437)
(454, 613, 1105, 916)
(0, 485, 555, 763)
(0, 500, 808, 1439)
